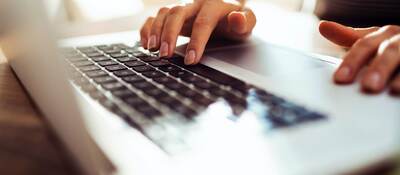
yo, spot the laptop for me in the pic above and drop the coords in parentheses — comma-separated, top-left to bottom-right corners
(1, 0, 399, 174)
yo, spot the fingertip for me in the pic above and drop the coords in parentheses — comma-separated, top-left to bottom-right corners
(334, 66, 354, 84)
(228, 11, 247, 34)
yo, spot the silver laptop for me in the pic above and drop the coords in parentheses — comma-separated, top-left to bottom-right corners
(1, 0, 399, 174)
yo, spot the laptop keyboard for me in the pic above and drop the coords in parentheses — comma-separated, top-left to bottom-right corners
(62, 42, 326, 149)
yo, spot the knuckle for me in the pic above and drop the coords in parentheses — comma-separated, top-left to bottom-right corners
(168, 6, 185, 16)
(157, 7, 170, 15)
(194, 16, 211, 28)
(355, 37, 374, 48)
(382, 25, 400, 34)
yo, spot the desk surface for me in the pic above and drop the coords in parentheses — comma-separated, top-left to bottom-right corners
(0, 54, 79, 174)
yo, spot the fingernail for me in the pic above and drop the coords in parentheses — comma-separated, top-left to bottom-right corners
(159, 42, 169, 58)
(148, 35, 156, 49)
(185, 50, 196, 65)
(335, 66, 351, 82)
(365, 72, 381, 90)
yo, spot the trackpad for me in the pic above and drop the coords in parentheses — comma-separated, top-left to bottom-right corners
(203, 38, 328, 77)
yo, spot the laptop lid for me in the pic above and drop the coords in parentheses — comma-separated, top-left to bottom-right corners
(0, 1, 112, 174)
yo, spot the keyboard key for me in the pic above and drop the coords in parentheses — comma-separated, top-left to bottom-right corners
(124, 60, 145, 67)
(143, 88, 168, 98)
(158, 96, 180, 108)
(178, 88, 202, 98)
(181, 75, 203, 83)
(123, 96, 148, 107)
(104, 49, 122, 54)
(93, 76, 116, 84)
(159, 65, 181, 72)
(86, 52, 104, 58)
(89, 90, 106, 101)
(131, 81, 157, 90)
(99, 99, 117, 111)
(74, 77, 90, 86)
(105, 65, 126, 71)
(169, 70, 193, 78)
(142, 71, 165, 78)
(138, 56, 159, 62)
(153, 77, 175, 84)
(73, 60, 93, 67)
(79, 65, 100, 72)
(116, 57, 138, 62)
(82, 83, 97, 92)
(110, 53, 129, 58)
(98, 60, 118, 66)
(192, 95, 214, 106)
(111, 43, 130, 49)
(135, 105, 161, 118)
(122, 75, 145, 83)
(171, 104, 197, 118)
(164, 82, 186, 91)
(193, 80, 217, 90)
(149, 60, 169, 67)
(113, 70, 136, 77)
(102, 82, 125, 91)
(86, 70, 108, 78)
(111, 89, 136, 98)
(208, 87, 230, 97)
(132, 65, 154, 72)
(91, 56, 110, 62)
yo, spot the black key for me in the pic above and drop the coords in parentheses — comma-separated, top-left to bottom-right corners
(122, 75, 145, 83)
(208, 87, 230, 97)
(86, 52, 104, 58)
(105, 65, 126, 71)
(74, 60, 93, 67)
(184, 63, 246, 87)
(143, 88, 168, 98)
(171, 104, 197, 118)
(111, 89, 136, 98)
(178, 88, 202, 98)
(99, 99, 117, 111)
(192, 95, 214, 106)
(80, 49, 99, 54)
(98, 60, 118, 66)
(132, 65, 154, 72)
(131, 51, 149, 58)
(113, 69, 136, 77)
(142, 71, 165, 78)
(193, 80, 217, 90)
(158, 96, 180, 108)
(159, 65, 181, 72)
(153, 77, 176, 84)
(86, 70, 108, 78)
(111, 43, 130, 49)
(132, 81, 157, 90)
(80, 65, 100, 72)
(104, 49, 122, 54)
(138, 56, 160, 62)
(102, 82, 125, 91)
(181, 75, 203, 83)
(110, 53, 129, 58)
(91, 56, 110, 62)
(116, 57, 137, 62)
(95, 45, 109, 50)
(169, 70, 192, 78)
(135, 105, 161, 118)
(124, 60, 145, 67)
(165, 82, 186, 91)
(123, 96, 148, 107)
(77, 46, 93, 51)
(149, 60, 169, 67)
(93, 76, 116, 84)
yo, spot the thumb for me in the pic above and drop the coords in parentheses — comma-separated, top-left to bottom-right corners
(319, 21, 379, 48)
(215, 8, 256, 41)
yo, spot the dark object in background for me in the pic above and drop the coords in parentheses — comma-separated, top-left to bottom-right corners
(314, 0, 400, 27)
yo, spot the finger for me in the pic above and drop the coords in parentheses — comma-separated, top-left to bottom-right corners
(139, 17, 154, 49)
(160, 4, 199, 58)
(221, 8, 257, 40)
(390, 73, 400, 95)
(361, 34, 400, 93)
(319, 21, 379, 48)
(148, 7, 170, 51)
(185, 0, 241, 65)
(334, 25, 400, 84)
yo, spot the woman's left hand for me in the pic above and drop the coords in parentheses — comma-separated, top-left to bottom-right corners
(319, 21, 400, 94)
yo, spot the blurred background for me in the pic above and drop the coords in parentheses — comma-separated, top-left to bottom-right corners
(46, 0, 316, 37)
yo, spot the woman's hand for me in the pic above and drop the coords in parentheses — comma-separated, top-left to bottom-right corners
(319, 21, 400, 94)
(140, 0, 256, 65)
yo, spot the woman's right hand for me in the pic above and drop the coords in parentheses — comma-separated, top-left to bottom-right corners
(140, 0, 256, 65)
